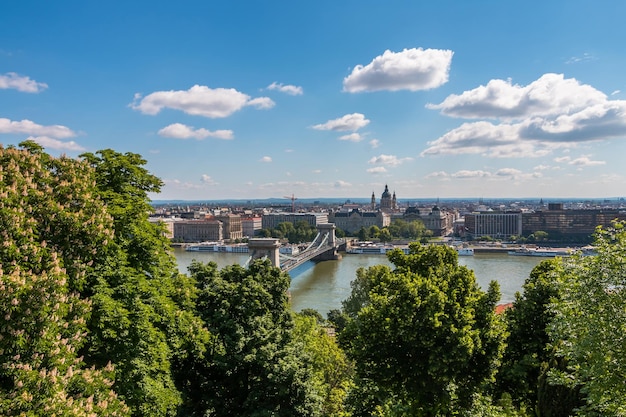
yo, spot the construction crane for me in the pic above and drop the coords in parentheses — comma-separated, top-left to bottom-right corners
(284, 194, 298, 213)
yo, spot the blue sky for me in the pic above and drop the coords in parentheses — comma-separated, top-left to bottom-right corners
(2, 1, 626, 201)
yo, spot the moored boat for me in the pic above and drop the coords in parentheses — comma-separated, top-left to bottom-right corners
(456, 247, 474, 256)
(507, 247, 571, 257)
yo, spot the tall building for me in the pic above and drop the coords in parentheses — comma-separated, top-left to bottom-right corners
(241, 216, 262, 237)
(522, 205, 626, 240)
(173, 219, 223, 242)
(261, 212, 329, 230)
(380, 184, 393, 212)
(403, 206, 455, 236)
(215, 214, 243, 241)
(328, 209, 390, 234)
(465, 211, 523, 239)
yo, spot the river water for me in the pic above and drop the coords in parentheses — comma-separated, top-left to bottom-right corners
(173, 248, 545, 315)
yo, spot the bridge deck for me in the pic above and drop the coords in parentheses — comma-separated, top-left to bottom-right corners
(280, 237, 344, 272)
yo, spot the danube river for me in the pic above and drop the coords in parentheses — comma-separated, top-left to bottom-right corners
(173, 248, 546, 315)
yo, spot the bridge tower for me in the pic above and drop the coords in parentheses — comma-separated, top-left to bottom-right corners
(316, 223, 336, 246)
(248, 238, 281, 267)
(312, 223, 341, 262)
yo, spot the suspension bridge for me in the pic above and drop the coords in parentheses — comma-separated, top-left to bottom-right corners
(247, 223, 344, 272)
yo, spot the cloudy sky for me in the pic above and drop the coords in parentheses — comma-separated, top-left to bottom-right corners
(2, 1, 626, 200)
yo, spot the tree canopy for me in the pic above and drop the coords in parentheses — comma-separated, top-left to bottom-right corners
(549, 222, 626, 415)
(0, 143, 129, 415)
(186, 259, 320, 416)
(339, 243, 505, 416)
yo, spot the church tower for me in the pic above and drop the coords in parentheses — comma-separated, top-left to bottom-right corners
(371, 191, 376, 210)
(392, 191, 397, 210)
(380, 184, 392, 211)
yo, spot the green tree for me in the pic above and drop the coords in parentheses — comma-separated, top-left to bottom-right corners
(289, 220, 317, 243)
(533, 231, 549, 242)
(378, 228, 392, 242)
(497, 259, 581, 414)
(299, 308, 326, 325)
(293, 313, 354, 417)
(549, 222, 626, 415)
(0, 143, 130, 415)
(327, 309, 349, 333)
(357, 227, 369, 241)
(187, 259, 319, 416)
(387, 218, 404, 237)
(386, 219, 430, 239)
(406, 219, 429, 239)
(81, 149, 211, 416)
(369, 225, 381, 239)
(340, 243, 505, 415)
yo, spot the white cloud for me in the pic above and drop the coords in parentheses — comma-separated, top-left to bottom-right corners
(568, 156, 606, 166)
(130, 85, 275, 118)
(611, 90, 621, 96)
(312, 169, 321, 174)
(495, 168, 523, 177)
(452, 170, 492, 179)
(534, 164, 554, 171)
(421, 73, 626, 158)
(427, 73, 606, 120)
(339, 133, 363, 142)
(554, 156, 571, 163)
(163, 178, 202, 190)
(368, 154, 413, 167)
(334, 180, 352, 188)
(312, 113, 370, 132)
(343, 48, 453, 93)
(425, 171, 449, 179)
(565, 53, 596, 64)
(158, 123, 233, 140)
(201, 174, 218, 185)
(367, 166, 387, 174)
(428, 168, 541, 181)
(260, 156, 272, 163)
(0, 118, 76, 138)
(0, 72, 48, 93)
(26, 136, 85, 151)
(369, 139, 380, 148)
(267, 82, 303, 96)
(495, 168, 543, 180)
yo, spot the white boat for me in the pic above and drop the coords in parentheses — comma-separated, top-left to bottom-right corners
(185, 242, 219, 251)
(507, 247, 571, 257)
(456, 247, 474, 256)
(347, 242, 410, 255)
(186, 242, 250, 253)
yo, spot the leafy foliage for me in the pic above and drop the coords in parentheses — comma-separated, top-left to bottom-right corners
(0, 143, 129, 415)
(79, 149, 211, 416)
(498, 259, 562, 406)
(186, 259, 320, 416)
(261, 220, 318, 243)
(293, 313, 354, 417)
(340, 243, 505, 415)
(549, 222, 626, 416)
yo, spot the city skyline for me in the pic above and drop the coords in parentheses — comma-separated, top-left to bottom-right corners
(2, 1, 626, 200)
